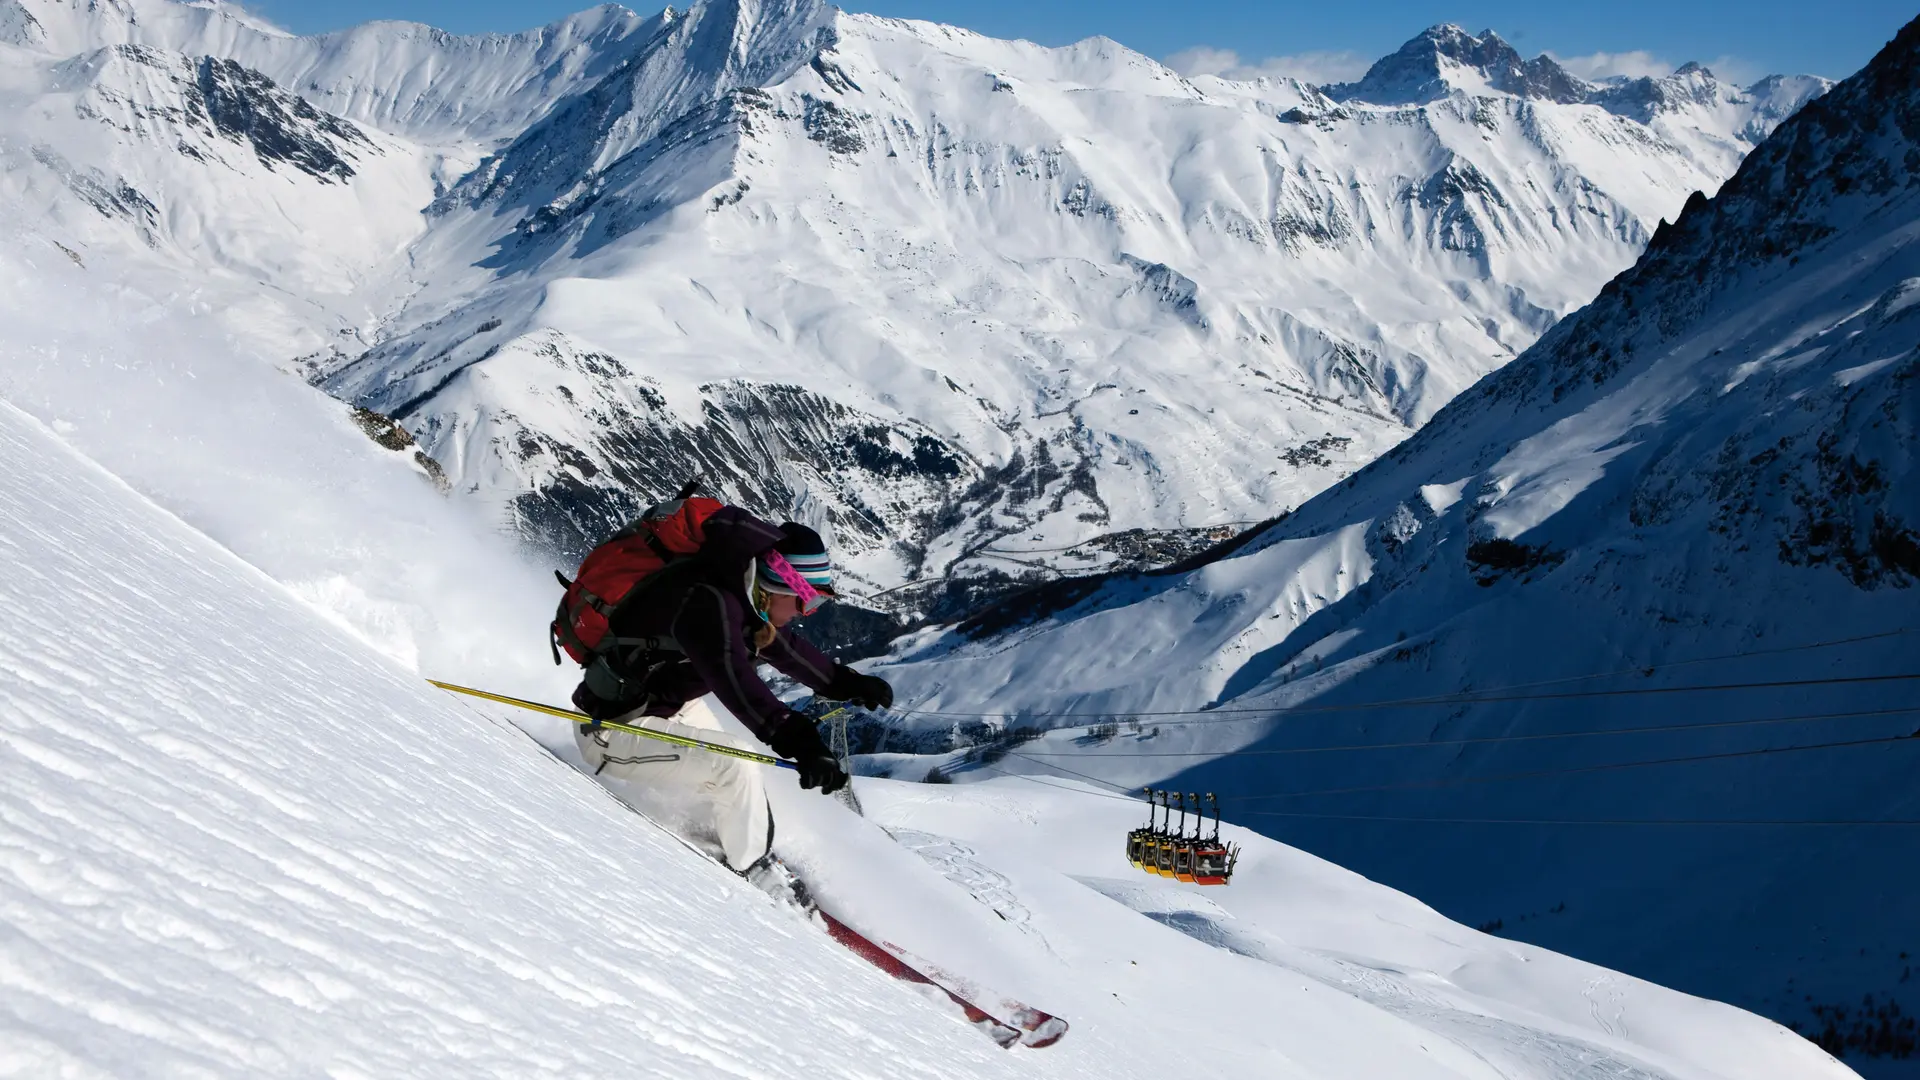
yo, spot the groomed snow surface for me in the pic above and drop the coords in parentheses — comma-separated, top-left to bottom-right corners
(0, 362, 1854, 1075)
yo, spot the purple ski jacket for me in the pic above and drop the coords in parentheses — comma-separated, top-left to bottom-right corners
(606, 507, 838, 743)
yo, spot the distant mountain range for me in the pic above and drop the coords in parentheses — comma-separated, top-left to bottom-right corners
(0, 0, 1827, 630)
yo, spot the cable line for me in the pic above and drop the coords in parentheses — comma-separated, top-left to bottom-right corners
(905, 669, 1920, 725)
(997, 745, 1154, 795)
(1009, 704, 1920, 759)
(973, 762, 1142, 803)
(1229, 730, 1920, 802)
(1239, 811, 1920, 827)
(899, 628, 1916, 722)
(970, 720, 1918, 809)
(887, 630, 1920, 828)
(971, 765, 1920, 827)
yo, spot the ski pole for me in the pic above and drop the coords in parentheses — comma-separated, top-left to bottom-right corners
(427, 680, 796, 770)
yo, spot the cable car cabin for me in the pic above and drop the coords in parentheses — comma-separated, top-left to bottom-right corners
(1154, 792, 1186, 877)
(1168, 791, 1199, 882)
(1191, 841, 1238, 886)
(1128, 788, 1161, 871)
(1172, 840, 1198, 883)
(1128, 789, 1239, 884)
(1191, 794, 1241, 886)
(1152, 833, 1178, 877)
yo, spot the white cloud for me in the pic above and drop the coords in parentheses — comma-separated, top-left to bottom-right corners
(1164, 46, 1371, 87)
(1548, 49, 1765, 86)
(1163, 46, 1240, 78)
(1548, 49, 1670, 81)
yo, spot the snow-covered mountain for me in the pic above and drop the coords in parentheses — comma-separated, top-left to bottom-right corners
(0, 185, 1860, 1078)
(0, 0, 1826, 623)
(1, 0, 664, 141)
(873, 15, 1920, 1070)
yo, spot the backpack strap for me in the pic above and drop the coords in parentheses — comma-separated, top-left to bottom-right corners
(550, 569, 576, 664)
(641, 529, 677, 566)
(605, 634, 685, 655)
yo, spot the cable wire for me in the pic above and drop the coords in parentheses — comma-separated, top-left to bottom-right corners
(1228, 730, 1920, 802)
(899, 628, 1916, 723)
(1239, 811, 1920, 826)
(890, 629, 1920, 826)
(972, 762, 1143, 803)
(1008, 704, 1920, 759)
(970, 765, 1920, 827)
(906, 669, 1920, 725)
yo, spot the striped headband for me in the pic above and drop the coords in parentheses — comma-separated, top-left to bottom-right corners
(757, 550, 833, 611)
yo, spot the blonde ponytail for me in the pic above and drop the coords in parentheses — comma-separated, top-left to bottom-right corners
(750, 582, 778, 653)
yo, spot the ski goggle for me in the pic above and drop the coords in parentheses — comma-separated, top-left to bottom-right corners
(761, 551, 830, 615)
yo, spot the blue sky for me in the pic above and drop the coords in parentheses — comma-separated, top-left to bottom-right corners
(243, 1, 1912, 83)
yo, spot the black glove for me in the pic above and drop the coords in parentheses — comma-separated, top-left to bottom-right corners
(767, 714, 849, 795)
(826, 664, 894, 710)
(572, 681, 624, 722)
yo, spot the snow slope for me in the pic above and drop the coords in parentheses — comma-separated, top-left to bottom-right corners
(0, 35, 439, 361)
(0, 0, 1829, 614)
(0, 396, 1058, 1078)
(872, 15, 1920, 1069)
(0, 203, 569, 705)
(1, 0, 656, 143)
(0, 392, 1856, 1075)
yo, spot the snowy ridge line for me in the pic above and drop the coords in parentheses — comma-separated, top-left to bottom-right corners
(897, 661, 1920, 720)
(1011, 703, 1920, 758)
(975, 521, 1271, 557)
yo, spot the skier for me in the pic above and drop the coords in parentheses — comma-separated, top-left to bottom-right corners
(558, 498, 893, 869)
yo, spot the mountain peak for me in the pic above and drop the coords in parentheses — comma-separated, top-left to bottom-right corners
(1330, 23, 1586, 105)
(0, 0, 288, 52)
(1417, 23, 1519, 64)
(442, 0, 835, 214)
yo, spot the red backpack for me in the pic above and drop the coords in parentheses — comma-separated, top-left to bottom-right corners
(550, 495, 725, 666)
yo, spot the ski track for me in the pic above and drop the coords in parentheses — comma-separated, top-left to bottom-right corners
(1584, 975, 1629, 1041)
(1075, 875, 1671, 1080)
(885, 828, 1044, 943)
(0, 402, 1056, 1079)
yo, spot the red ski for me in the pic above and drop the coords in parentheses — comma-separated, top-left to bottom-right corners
(814, 909, 1068, 1049)
(507, 729, 1069, 1049)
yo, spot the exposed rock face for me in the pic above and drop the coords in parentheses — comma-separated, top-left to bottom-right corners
(350, 406, 450, 491)
(195, 56, 369, 181)
(1331, 25, 1589, 105)
(47, 44, 375, 182)
(0, 0, 48, 47)
(1331, 23, 1829, 128)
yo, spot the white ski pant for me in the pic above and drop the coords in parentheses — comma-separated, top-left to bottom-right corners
(574, 700, 773, 872)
